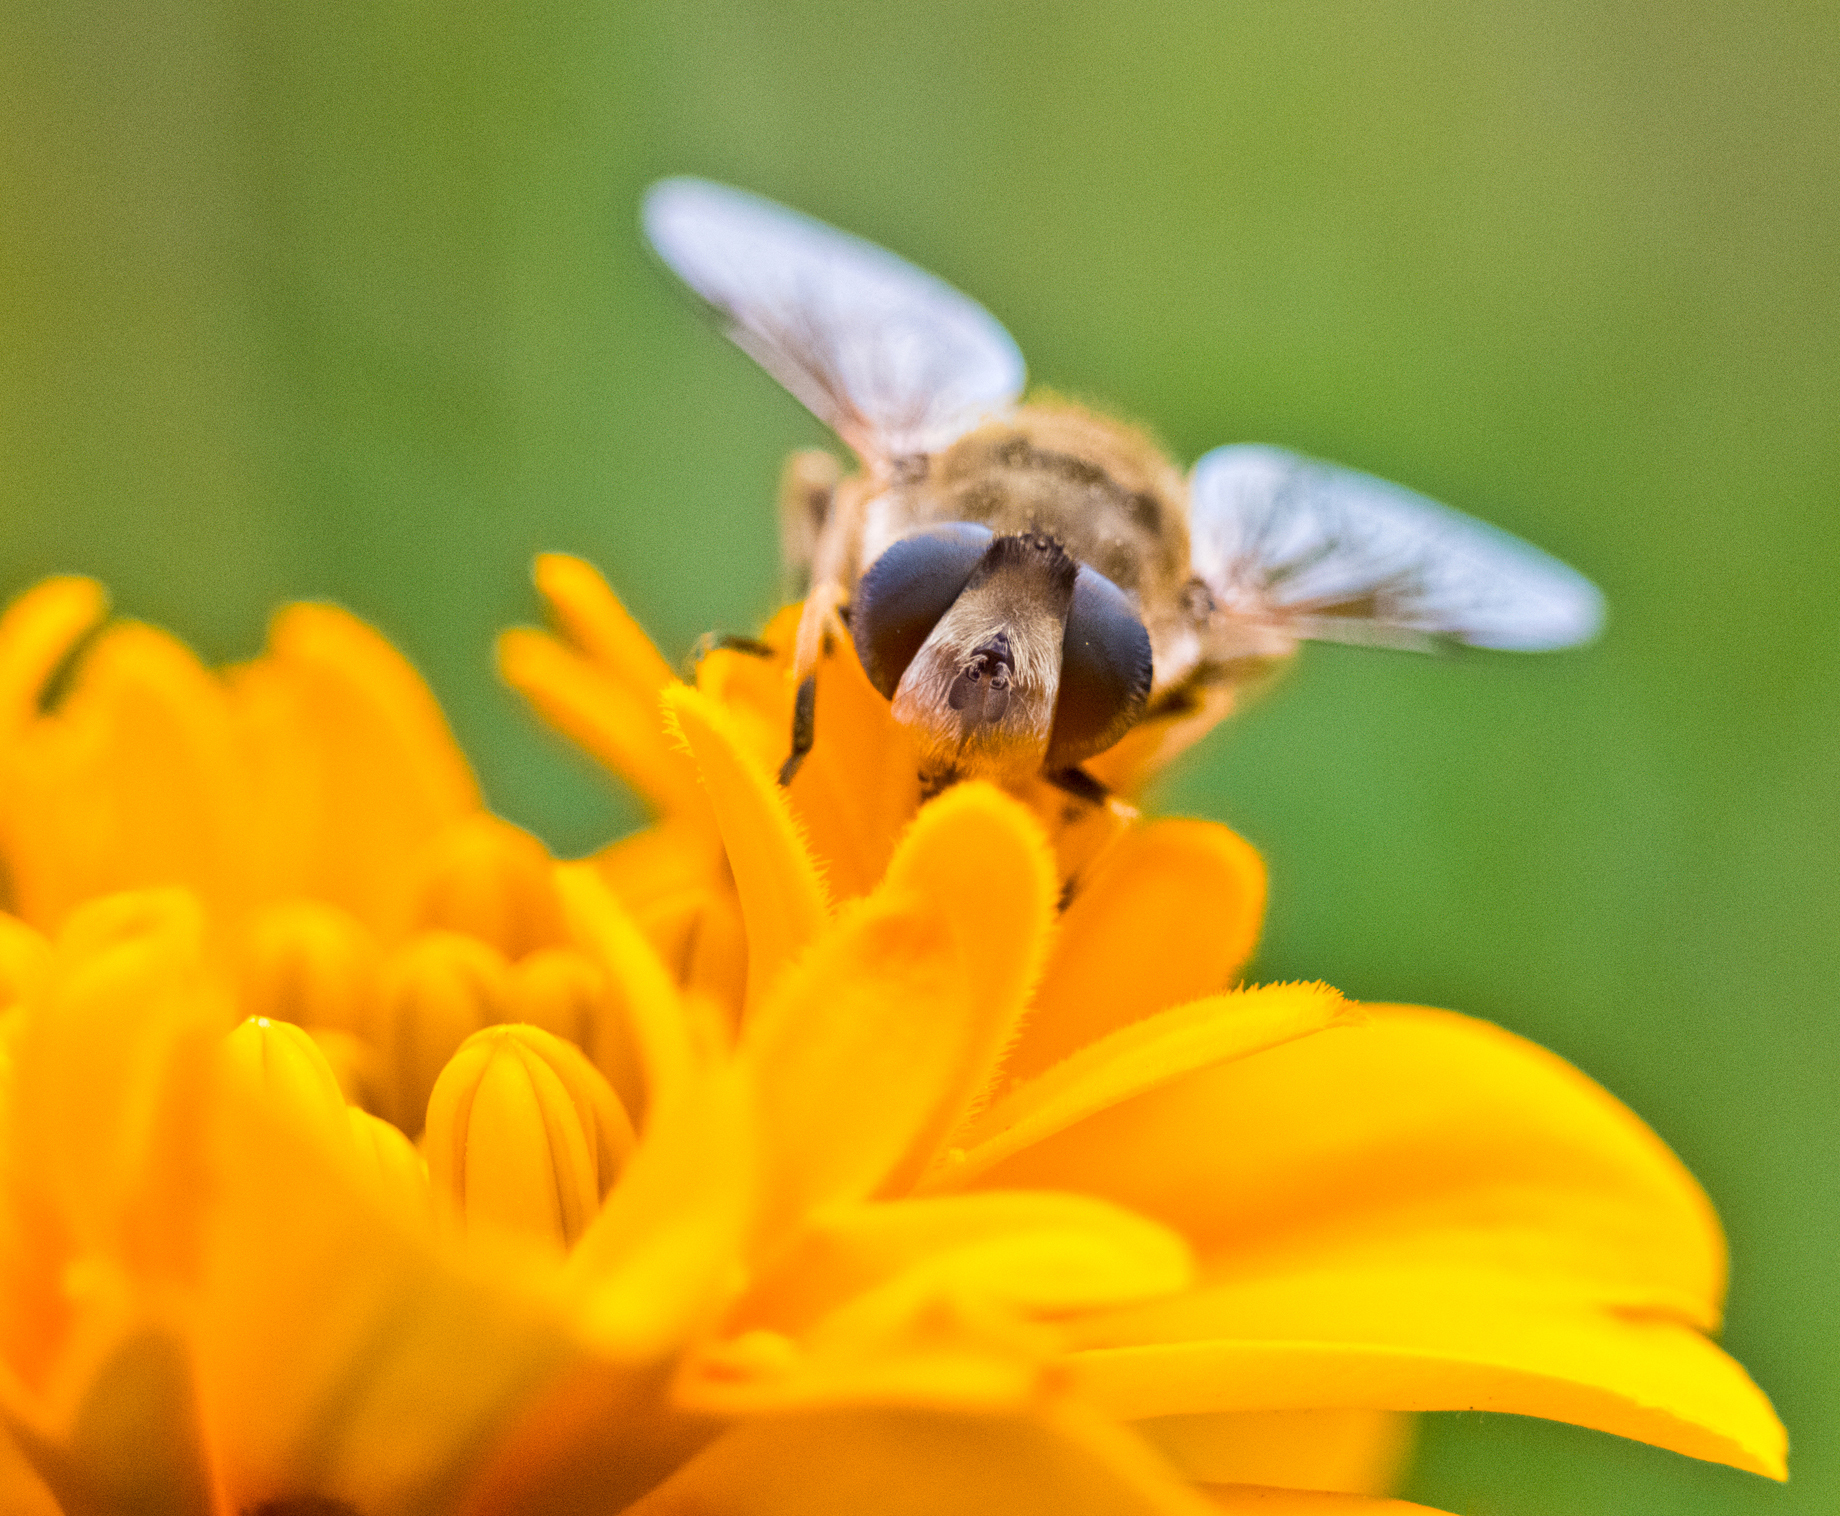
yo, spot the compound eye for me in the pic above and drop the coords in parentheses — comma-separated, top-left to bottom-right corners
(1045, 565, 1153, 768)
(850, 523, 995, 698)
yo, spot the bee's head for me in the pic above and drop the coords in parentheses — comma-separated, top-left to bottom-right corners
(851, 526, 1152, 781)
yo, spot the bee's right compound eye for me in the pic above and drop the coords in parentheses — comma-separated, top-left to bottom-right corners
(1045, 566, 1153, 769)
(850, 523, 995, 697)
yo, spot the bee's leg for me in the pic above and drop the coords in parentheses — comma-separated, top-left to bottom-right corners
(686, 630, 779, 676)
(778, 674, 817, 786)
(780, 572, 852, 786)
(711, 632, 777, 658)
(777, 449, 841, 600)
(1044, 765, 1109, 807)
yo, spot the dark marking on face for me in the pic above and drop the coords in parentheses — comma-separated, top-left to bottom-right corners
(947, 630, 1014, 725)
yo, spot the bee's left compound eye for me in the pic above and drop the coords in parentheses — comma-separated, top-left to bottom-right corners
(1045, 566, 1153, 769)
(850, 523, 996, 697)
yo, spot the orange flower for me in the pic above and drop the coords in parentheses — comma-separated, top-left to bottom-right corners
(501, 553, 1788, 1503)
(0, 576, 637, 1126)
(0, 564, 1785, 1515)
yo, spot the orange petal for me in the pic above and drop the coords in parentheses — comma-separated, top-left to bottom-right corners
(589, 821, 747, 1022)
(15, 891, 230, 1283)
(627, 888, 749, 1027)
(680, 1306, 1048, 1420)
(309, 1029, 385, 1111)
(9, 1328, 216, 1516)
(497, 626, 708, 821)
(1, 892, 228, 1465)
(1136, 1409, 1414, 1497)
(783, 629, 921, 901)
(407, 815, 565, 960)
(556, 863, 696, 1124)
(347, 1108, 434, 1228)
(5, 624, 250, 931)
(872, 784, 1059, 1190)
(623, 1400, 1223, 1516)
(533, 553, 680, 702)
(740, 1190, 1193, 1341)
(1007, 820, 1266, 1084)
(1067, 1273, 1783, 1478)
(932, 985, 1351, 1191)
(0, 916, 51, 1010)
(974, 1005, 1782, 1477)
(369, 930, 513, 1134)
(740, 784, 1055, 1240)
(565, 1060, 754, 1360)
(975, 1006, 1726, 1323)
(0, 576, 107, 745)
(592, 818, 729, 915)
(0, 1423, 61, 1516)
(243, 602, 479, 934)
(694, 644, 795, 775)
(198, 1053, 587, 1513)
(239, 899, 381, 1035)
(663, 686, 829, 1014)
(510, 948, 616, 1071)
(1013, 775, 1139, 890)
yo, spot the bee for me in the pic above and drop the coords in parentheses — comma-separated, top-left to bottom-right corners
(642, 178, 1603, 798)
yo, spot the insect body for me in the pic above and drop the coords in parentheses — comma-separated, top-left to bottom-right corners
(643, 178, 1603, 795)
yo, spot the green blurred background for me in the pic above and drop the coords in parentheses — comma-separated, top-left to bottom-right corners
(3, 1, 1833, 1509)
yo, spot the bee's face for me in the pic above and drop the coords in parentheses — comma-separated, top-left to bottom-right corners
(848, 524, 1151, 782)
(843, 408, 1182, 782)
(643, 178, 1606, 793)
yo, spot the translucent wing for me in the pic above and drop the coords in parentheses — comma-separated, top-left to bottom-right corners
(1188, 445, 1604, 651)
(642, 178, 1026, 462)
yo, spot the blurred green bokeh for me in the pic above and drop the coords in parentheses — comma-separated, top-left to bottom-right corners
(3, 2, 1833, 1510)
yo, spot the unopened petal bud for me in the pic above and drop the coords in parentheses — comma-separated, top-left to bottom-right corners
(348, 1107, 433, 1225)
(509, 946, 602, 1047)
(424, 1024, 634, 1250)
(510, 947, 641, 1119)
(241, 900, 379, 1034)
(371, 930, 511, 1135)
(220, 1016, 351, 1156)
(411, 815, 564, 960)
